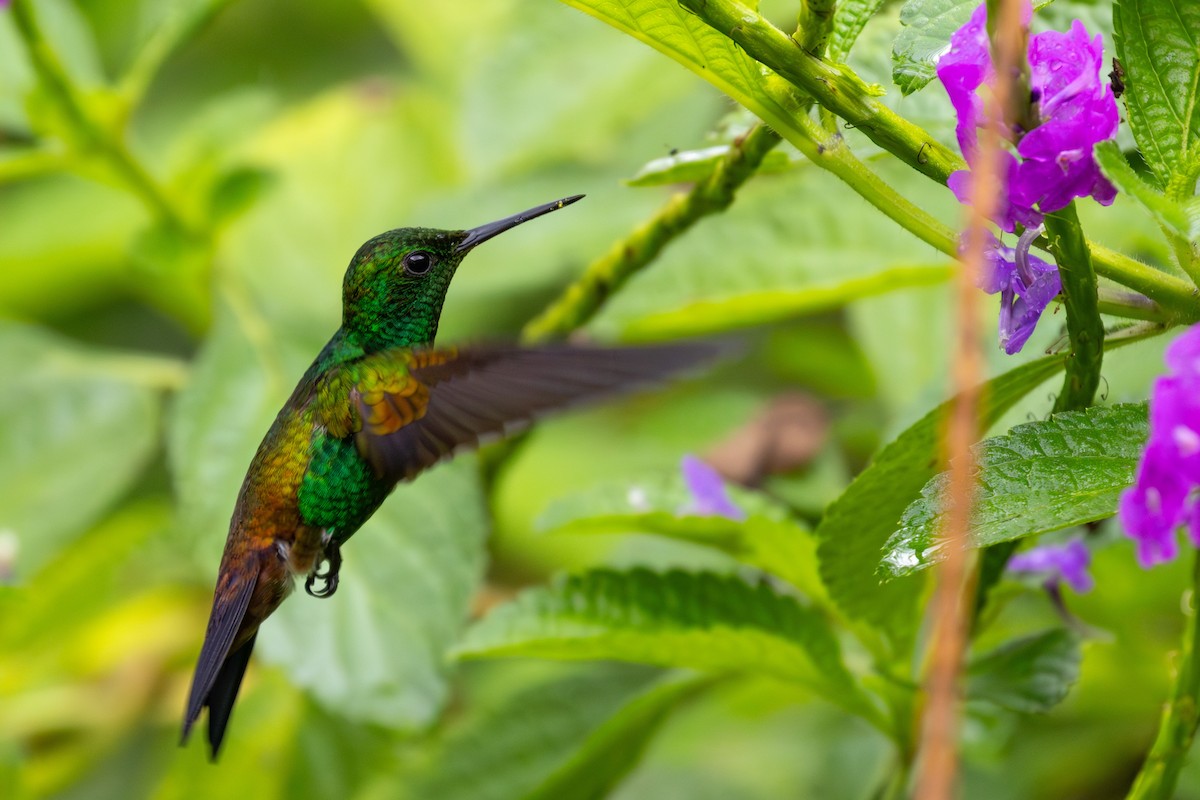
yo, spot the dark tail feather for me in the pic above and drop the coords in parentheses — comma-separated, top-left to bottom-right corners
(205, 633, 257, 759)
(181, 572, 257, 758)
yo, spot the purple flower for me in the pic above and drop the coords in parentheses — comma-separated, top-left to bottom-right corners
(938, 3, 1118, 232)
(1009, 539, 1093, 593)
(1119, 325, 1200, 567)
(680, 455, 745, 521)
(973, 230, 1061, 354)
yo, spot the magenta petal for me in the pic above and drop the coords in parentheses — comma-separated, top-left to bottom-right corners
(1008, 539, 1093, 593)
(937, 3, 992, 159)
(973, 232, 1060, 354)
(1002, 263, 1061, 354)
(1119, 444, 1191, 567)
(938, 3, 1120, 227)
(1149, 375, 1200, 484)
(680, 455, 745, 521)
(1165, 325, 1200, 374)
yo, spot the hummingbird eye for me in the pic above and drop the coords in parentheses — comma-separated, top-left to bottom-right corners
(403, 251, 434, 276)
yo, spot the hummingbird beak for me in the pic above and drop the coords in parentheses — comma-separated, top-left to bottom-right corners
(455, 195, 584, 253)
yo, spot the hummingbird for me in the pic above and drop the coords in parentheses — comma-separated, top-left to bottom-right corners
(181, 195, 714, 759)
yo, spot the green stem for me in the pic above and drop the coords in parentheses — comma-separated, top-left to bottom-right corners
(10, 0, 197, 236)
(75, 352, 190, 391)
(522, 123, 783, 342)
(1085, 243, 1198, 323)
(672, 0, 1200, 321)
(674, 0, 962, 183)
(795, 0, 837, 55)
(1043, 205, 1104, 412)
(0, 148, 68, 184)
(1096, 287, 1164, 322)
(1126, 553, 1200, 800)
(1164, 169, 1200, 284)
(788, 114, 959, 257)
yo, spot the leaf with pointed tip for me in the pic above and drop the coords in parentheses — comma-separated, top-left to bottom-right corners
(536, 474, 824, 599)
(881, 404, 1147, 579)
(558, 0, 797, 134)
(526, 673, 715, 800)
(828, 0, 888, 64)
(455, 568, 882, 726)
(1113, 0, 1200, 189)
(1094, 141, 1200, 240)
(399, 664, 705, 800)
(968, 630, 1082, 713)
(892, 0, 977, 95)
(814, 355, 1068, 645)
(627, 145, 797, 187)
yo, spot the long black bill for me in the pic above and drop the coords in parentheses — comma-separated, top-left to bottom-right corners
(456, 195, 584, 253)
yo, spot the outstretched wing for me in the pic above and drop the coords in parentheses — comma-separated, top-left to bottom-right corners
(325, 342, 718, 482)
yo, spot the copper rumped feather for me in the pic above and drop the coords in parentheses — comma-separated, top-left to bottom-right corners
(181, 195, 717, 759)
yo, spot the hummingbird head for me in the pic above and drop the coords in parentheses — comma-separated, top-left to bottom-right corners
(341, 195, 584, 351)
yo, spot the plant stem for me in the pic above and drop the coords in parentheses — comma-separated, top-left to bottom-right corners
(10, 0, 197, 236)
(673, 0, 1200, 321)
(674, 0, 962, 183)
(1126, 553, 1200, 800)
(789, 114, 959, 257)
(1043, 205, 1104, 412)
(521, 123, 783, 342)
(1083, 243, 1198, 323)
(796, 0, 837, 55)
(1096, 287, 1164, 322)
(0, 148, 68, 184)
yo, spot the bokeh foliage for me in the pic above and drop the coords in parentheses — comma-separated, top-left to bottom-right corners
(2, 0, 1200, 798)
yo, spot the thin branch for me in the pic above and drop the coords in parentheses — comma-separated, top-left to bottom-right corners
(1044, 205, 1105, 412)
(915, 0, 1026, 795)
(10, 0, 198, 236)
(672, 0, 1200, 322)
(1126, 553, 1200, 800)
(522, 123, 782, 342)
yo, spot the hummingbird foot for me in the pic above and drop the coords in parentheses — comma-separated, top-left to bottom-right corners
(304, 537, 342, 599)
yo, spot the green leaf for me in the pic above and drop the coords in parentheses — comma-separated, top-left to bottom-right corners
(257, 459, 488, 729)
(1113, 0, 1200, 188)
(399, 664, 698, 800)
(627, 145, 797, 187)
(0, 323, 161, 578)
(528, 673, 715, 800)
(207, 166, 275, 228)
(587, 168, 953, 341)
(1094, 140, 1199, 239)
(828, 0, 888, 64)
(536, 473, 825, 599)
(558, 0, 802, 137)
(456, 569, 881, 725)
(892, 0, 976, 95)
(882, 404, 1147, 578)
(461, 3, 701, 178)
(814, 355, 1068, 644)
(967, 630, 1082, 713)
(283, 696, 400, 799)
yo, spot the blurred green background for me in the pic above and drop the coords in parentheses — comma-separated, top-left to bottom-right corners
(1, 0, 1195, 797)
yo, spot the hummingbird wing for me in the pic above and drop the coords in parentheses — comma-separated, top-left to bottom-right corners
(342, 342, 717, 481)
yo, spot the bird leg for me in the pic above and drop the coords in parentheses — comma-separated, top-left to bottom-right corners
(304, 533, 343, 599)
